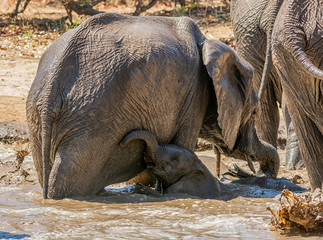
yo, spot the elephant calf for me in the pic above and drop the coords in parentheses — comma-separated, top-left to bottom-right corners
(120, 130, 223, 199)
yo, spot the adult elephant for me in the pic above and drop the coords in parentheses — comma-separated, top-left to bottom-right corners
(26, 13, 279, 199)
(272, 0, 323, 189)
(231, 0, 302, 169)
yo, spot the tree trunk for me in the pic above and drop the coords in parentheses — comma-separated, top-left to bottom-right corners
(133, 0, 158, 16)
(62, 0, 102, 16)
(9, 0, 31, 18)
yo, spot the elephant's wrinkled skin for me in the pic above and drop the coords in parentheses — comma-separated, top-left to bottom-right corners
(231, 0, 302, 169)
(27, 13, 279, 199)
(272, 0, 323, 189)
(120, 130, 223, 199)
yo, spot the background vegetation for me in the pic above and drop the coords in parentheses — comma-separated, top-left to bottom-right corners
(0, 0, 233, 58)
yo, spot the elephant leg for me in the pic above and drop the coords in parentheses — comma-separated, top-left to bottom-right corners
(171, 92, 209, 151)
(47, 153, 81, 199)
(172, 120, 203, 151)
(287, 103, 323, 190)
(28, 132, 43, 186)
(256, 83, 280, 148)
(213, 145, 221, 178)
(283, 100, 303, 169)
(125, 169, 156, 187)
(285, 123, 303, 170)
(46, 142, 112, 199)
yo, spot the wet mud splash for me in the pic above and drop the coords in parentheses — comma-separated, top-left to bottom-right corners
(269, 189, 323, 232)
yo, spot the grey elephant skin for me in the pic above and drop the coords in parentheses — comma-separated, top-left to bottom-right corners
(231, 0, 302, 169)
(120, 130, 223, 199)
(272, 0, 323, 189)
(26, 13, 279, 199)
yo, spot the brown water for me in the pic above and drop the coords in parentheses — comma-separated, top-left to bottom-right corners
(0, 145, 321, 239)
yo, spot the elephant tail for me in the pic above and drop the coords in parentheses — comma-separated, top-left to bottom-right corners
(258, 31, 273, 100)
(120, 130, 159, 160)
(41, 115, 54, 199)
(258, 0, 280, 101)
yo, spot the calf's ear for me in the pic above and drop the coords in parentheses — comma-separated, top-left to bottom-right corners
(202, 39, 254, 150)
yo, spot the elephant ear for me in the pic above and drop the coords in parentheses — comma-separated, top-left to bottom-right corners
(202, 39, 254, 150)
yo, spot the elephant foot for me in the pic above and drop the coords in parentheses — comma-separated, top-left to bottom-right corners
(285, 117, 304, 170)
(285, 145, 304, 170)
(223, 163, 256, 178)
(154, 180, 164, 195)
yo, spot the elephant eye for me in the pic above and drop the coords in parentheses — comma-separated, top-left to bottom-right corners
(171, 156, 178, 161)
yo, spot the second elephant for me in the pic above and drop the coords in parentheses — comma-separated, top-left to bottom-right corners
(231, 0, 302, 169)
(272, 0, 323, 189)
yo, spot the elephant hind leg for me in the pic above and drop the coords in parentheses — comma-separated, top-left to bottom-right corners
(283, 99, 303, 169)
(171, 107, 207, 151)
(47, 148, 106, 199)
(288, 104, 323, 190)
(170, 124, 200, 151)
(285, 122, 304, 169)
(125, 169, 156, 187)
(170, 86, 209, 151)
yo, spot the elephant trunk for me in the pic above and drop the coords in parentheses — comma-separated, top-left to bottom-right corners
(253, 134, 280, 178)
(284, 1, 323, 79)
(231, 125, 280, 178)
(120, 130, 159, 160)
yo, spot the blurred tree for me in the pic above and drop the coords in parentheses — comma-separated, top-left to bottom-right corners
(9, 0, 31, 18)
(8, 0, 231, 23)
(61, 0, 103, 22)
(220, 0, 230, 10)
(133, 0, 159, 16)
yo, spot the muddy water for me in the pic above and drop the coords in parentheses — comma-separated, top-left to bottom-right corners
(0, 145, 320, 239)
(1, 185, 278, 239)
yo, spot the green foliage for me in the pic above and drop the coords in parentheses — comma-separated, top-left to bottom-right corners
(24, 29, 33, 38)
(67, 22, 80, 29)
(52, 18, 65, 32)
(79, 0, 92, 7)
(174, 1, 198, 16)
(187, 3, 196, 9)
(174, 6, 187, 16)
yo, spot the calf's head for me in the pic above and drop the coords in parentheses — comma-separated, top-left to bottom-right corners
(120, 130, 198, 188)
